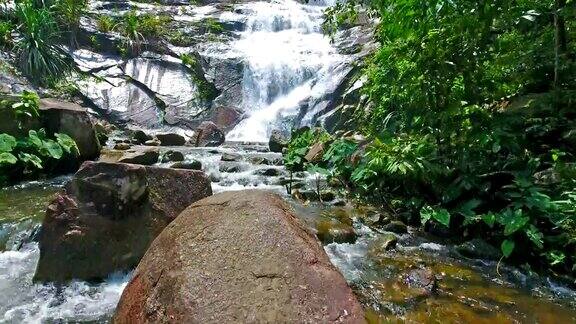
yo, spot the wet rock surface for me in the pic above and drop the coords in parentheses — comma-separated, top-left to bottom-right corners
(34, 161, 212, 282)
(114, 190, 365, 323)
(192, 121, 225, 147)
(117, 148, 160, 165)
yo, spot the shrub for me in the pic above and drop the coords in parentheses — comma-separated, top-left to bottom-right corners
(14, 0, 69, 84)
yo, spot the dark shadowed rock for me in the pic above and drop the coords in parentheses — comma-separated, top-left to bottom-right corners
(156, 133, 186, 146)
(383, 221, 408, 234)
(269, 129, 288, 153)
(456, 239, 500, 261)
(161, 150, 185, 163)
(113, 190, 364, 323)
(34, 162, 212, 282)
(133, 130, 152, 144)
(170, 160, 202, 170)
(117, 148, 160, 165)
(192, 121, 225, 147)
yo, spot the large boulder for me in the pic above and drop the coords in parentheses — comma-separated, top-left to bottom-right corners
(269, 129, 288, 153)
(34, 161, 212, 282)
(192, 121, 225, 147)
(40, 98, 101, 160)
(114, 190, 364, 323)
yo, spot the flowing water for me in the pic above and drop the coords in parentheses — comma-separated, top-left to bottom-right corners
(2, 0, 576, 322)
(225, 0, 345, 141)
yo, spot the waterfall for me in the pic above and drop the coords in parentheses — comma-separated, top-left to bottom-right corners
(227, 0, 343, 142)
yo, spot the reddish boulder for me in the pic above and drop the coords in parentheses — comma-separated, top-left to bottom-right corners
(34, 161, 212, 282)
(192, 121, 225, 147)
(114, 190, 365, 323)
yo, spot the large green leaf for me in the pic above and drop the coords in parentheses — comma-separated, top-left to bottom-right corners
(18, 152, 43, 169)
(43, 139, 63, 159)
(27, 130, 42, 148)
(501, 209, 529, 236)
(55, 133, 79, 155)
(0, 134, 16, 152)
(0, 152, 17, 165)
(501, 239, 515, 258)
(420, 205, 451, 227)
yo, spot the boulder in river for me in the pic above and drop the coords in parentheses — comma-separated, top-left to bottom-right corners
(117, 148, 160, 165)
(192, 121, 225, 147)
(114, 190, 364, 323)
(156, 133, 186, 146)
(161, 150, 185, 163)
(132, 130, 153, 144)
(269, 129, 288, 153)
(34, 161, 212, 282)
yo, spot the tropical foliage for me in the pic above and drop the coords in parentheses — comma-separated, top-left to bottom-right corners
(296, 0, 576, 275)
(0, 91, 78, 185)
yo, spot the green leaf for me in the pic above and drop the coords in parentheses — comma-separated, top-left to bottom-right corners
(481, 212, 496, 228)
(43, 139, 63, 159)
(502, 209, 529, 236)
(55, 133, 79, 155)
(0, 134, 17, 152)
(420, 205, 451, 227)
(501, 240, 515, 258)
(525, 225, 544, 249)
(28, 130, 42, 148)
(0, 152, 17, 165)
(18, 152, 43, 169)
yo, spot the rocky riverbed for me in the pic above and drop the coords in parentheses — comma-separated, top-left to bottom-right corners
(1, 140, 576, 322)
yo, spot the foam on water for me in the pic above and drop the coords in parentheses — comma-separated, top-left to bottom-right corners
(0, 244, 130, 323)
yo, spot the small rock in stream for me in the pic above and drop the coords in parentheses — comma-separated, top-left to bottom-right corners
(171, 160, 202, 170)
(382, 221, 408, 234)
(456, 238, 500, 261)
(113, 143, 131, 150)
(161, 150, 185, 163)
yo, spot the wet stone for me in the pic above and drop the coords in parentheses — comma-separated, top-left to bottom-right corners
(316, 219, 357, 244)
(133, 130, 152, 144)
(254, 168, 283, 177)
(114, 143, 131, 150)
(221, 152, 242, 162)
(161, 151, 185, 163)
(219, 162, 243, 173)
(401, 267, 438, 296)
(144, 139, 161, 146)
(157, 133, 186, 146)
(118, 149, 159, 166)
(456, 238, 500, 261)
(383, 221, 408, 234)
(171, 160, 202, 171)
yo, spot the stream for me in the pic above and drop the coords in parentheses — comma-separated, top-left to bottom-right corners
(1, 0, 576, 322)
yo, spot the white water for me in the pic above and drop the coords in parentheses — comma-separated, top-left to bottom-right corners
(0, 244, 129, 323)
(227, 0, 345, 142)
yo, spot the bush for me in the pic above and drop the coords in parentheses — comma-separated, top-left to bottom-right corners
(318, 0, 576, 275)
(14, 0, 69, 84)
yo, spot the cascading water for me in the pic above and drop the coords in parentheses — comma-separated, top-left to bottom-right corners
(227, 0, 345, 142)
